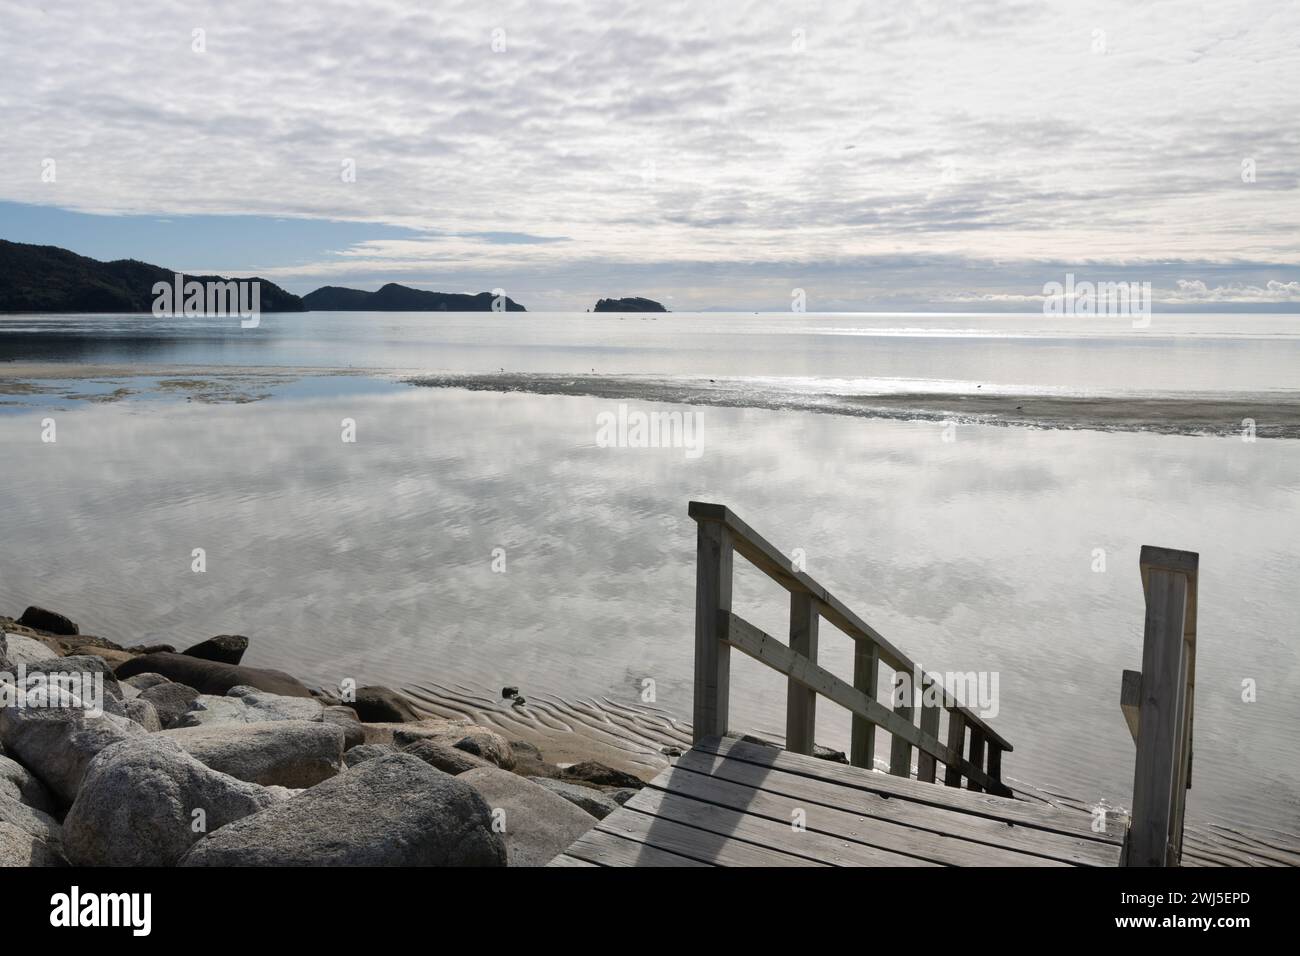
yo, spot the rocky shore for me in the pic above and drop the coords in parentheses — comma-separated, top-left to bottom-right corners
(0, 606, 643, 867)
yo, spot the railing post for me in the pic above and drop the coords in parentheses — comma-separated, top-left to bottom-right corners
(692, 516, 733, 743)
(916, 679, 942, 783)
(943, 711, 966, 786)
(849, 642, 880, 769)
(1124, 546, 1197, 867)
(889, 670, 915, 776)
(966, 729, 986, 792)
(785, 591, 819, 754)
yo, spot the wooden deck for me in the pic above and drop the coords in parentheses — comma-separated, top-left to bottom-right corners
(551, 736, 1124, 867)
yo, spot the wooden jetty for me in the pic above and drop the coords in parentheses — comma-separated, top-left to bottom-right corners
(551, 501, 1199, 867)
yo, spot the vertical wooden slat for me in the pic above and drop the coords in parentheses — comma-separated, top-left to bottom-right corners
(692, 519, 733, 743)
(888, 670, 915, 776)
(849, 641, 880, 769)
(1127, 567, 1189, 866)
(784, 591, 819, 755)
(916, 682, 941, 783)
(987, 742, 1004, 793)
(967, 729, 987, 792)
(943, 711, 966, 786)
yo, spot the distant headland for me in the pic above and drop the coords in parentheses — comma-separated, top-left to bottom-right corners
(591, 297, 667, 313)
(0, 239, 304, 313)
(303, 283, 526, 312)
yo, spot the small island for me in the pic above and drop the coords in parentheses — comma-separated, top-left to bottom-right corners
(591, 296, 667, 313)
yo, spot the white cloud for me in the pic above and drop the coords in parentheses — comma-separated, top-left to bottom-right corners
(1, 0, 1297, 304)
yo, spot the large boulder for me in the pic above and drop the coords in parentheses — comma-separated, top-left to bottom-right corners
(175, 688, 323, 728)
(559, 761, 645, 790)
(453, 730, 514, 769)
(180, 753, 507, 866)
(0, 753, 56, 813)
(160, 720, 344, 788)
(63, 736, 275, 866)
(350, 686, 420, 723)
(529, 777, 620, 819)
(181, 634, 249, 665)
(401, 739, 493, 775)
(459, 767, 598, 867)
(115, 652, 313, 698)
(323, 705, 364, 750)
(16, 606, 78, 636)
(123, 698, 162, 732)
(342, 743, 397, 768)
(0, 633, 59, 666)
(0, 820, 63, 866)
(0, 790, 64, 854)
(0, 688, 147, 804)
(139, 682, 200, 728)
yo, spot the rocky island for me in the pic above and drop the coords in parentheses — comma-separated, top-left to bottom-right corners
(0, 605, 642, 867)
(592, 296, 668, 312)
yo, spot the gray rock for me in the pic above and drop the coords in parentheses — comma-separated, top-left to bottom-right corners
(0, 633, 59, 666)
(174, 689, 323, 728)
(139, 681, 201, 728)
(350, 685, 420, 722)
(124, 672, 171, 692)
(459, 767, 598, 867)
(115, 652, 313, 698)
(342, 742, 397, 768)
(180, 753, 507, 866)
(608, 787, 639, 805)
(0, 688, 147, 804)
(558, 761, 645, 790)
(181, 634, 248, 665)
(64, 736, 274, 866)
(160, 720, 344, 788)
(0, 820, 64, 866)
(323, 705, 365, 750)
(16, 606, 78, 636)
(0, 754, 56, 812)
(21, 655, 125, 707)
(401, 739, 491, 775)
(454, 730, 515, 769)
(0, 790, 64, 853)
(123, 698, 162, 732)
(529, 777, 620, 819)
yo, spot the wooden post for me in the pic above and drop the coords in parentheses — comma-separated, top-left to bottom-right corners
(785, 591, 819, 754)
(888, 669, 915, 776)
(849, 642, 880, 769)
(692, 518, 733, 743)
(966, 729, 986, 792)
(943, 711, 966, 786)
(1126, 558, 1192, 866)
(916, 680, 942, 783)
(986, 744, 1005, 795)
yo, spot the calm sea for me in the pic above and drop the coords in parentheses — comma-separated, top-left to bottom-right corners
(1, 311, 1297, 838)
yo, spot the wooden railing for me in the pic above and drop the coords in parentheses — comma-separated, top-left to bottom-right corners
(690, 501, 1013, 796)
(1121, 545, 1199, 867)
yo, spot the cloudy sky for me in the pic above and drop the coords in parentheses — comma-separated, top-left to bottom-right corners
(1, 0, 1297, 310)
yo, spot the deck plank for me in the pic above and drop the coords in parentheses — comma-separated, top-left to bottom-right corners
(695, 736, 1122, 848)
(565, 828, 712, 867)
(623, 786, 940, 866)
(669, 749, 1117, 866)
(595, 803, 827, 866)
(644, 763, 1066, 867)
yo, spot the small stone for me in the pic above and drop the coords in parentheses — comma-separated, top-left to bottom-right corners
(182, 634, 250, 665)
(501, 686, 519, 699)
(401, 739, 490, 775)
(16, 606, 78, 636)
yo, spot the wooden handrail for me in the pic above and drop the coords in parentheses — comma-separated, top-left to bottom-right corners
(1121, 545, 1199, 867)
(690, 500, 1013, 796)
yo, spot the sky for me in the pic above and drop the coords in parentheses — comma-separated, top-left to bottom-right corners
(1, 0, 1297, 311)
